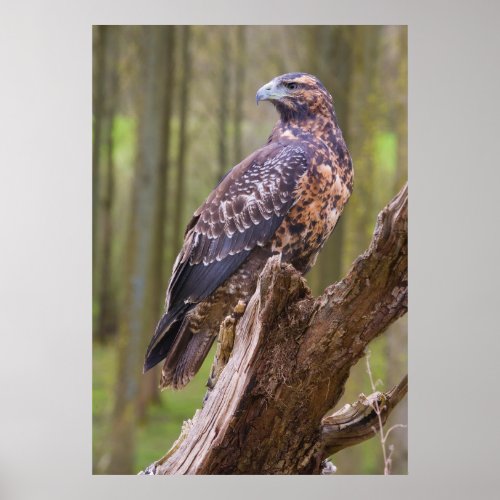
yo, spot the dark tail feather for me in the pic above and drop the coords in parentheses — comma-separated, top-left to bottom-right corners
(143, 303, 190, 373)
(160, 330, 216, 390)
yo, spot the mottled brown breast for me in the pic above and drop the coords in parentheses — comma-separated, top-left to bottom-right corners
(270, 137, 353, 273)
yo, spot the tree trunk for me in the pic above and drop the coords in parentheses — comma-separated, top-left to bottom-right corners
(217, 29, 230, 180)
(138, 26, 176, 420)
(348, 26, 382, 253)
(233, 26, 246, 165)
(142, 184, 407, 475)
(173, 26, 192, 252)
(96, 27, 118, 342)
(395, 26, 408, 193)
(106, 27, 169, 474)
(92, 26, 107, 324)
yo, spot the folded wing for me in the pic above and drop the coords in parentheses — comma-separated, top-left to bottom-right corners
(144, 143, 309, 371)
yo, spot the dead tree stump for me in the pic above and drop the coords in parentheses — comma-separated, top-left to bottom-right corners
(143, 184, 408, 475)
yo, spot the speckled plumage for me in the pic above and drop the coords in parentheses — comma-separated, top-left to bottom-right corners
(144, 73, 353, 389)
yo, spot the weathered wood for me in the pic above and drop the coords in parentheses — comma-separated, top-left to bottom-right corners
(144, 183, 407, 475)
(206, 300, 247, 394)
(321, 375, 408, 456)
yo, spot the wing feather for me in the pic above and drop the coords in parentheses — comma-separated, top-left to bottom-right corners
(145, 143, 309, 362)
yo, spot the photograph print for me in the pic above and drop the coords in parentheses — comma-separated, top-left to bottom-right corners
(92, 25, 408, 475)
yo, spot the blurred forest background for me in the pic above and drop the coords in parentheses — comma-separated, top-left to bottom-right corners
(92, 25, 407, 475)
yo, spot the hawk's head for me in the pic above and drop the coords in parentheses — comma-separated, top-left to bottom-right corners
(256, 73, 333, 121)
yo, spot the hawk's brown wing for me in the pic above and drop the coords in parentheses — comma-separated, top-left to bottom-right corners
(144, 143, 308, 371)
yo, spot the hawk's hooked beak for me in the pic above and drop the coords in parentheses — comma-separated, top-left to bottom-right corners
(256, 79, 287, 105)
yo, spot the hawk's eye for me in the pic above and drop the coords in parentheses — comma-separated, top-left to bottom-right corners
(285, 82, 298, 90)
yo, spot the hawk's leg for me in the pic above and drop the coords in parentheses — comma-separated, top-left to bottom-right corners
(203, 300, 247, 405)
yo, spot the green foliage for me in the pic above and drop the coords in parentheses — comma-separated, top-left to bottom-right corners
(112, 115, 136, 174)
(375, 131, 397, 175)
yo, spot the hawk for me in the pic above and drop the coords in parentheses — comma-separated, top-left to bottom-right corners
(144, 72, 353, 389)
